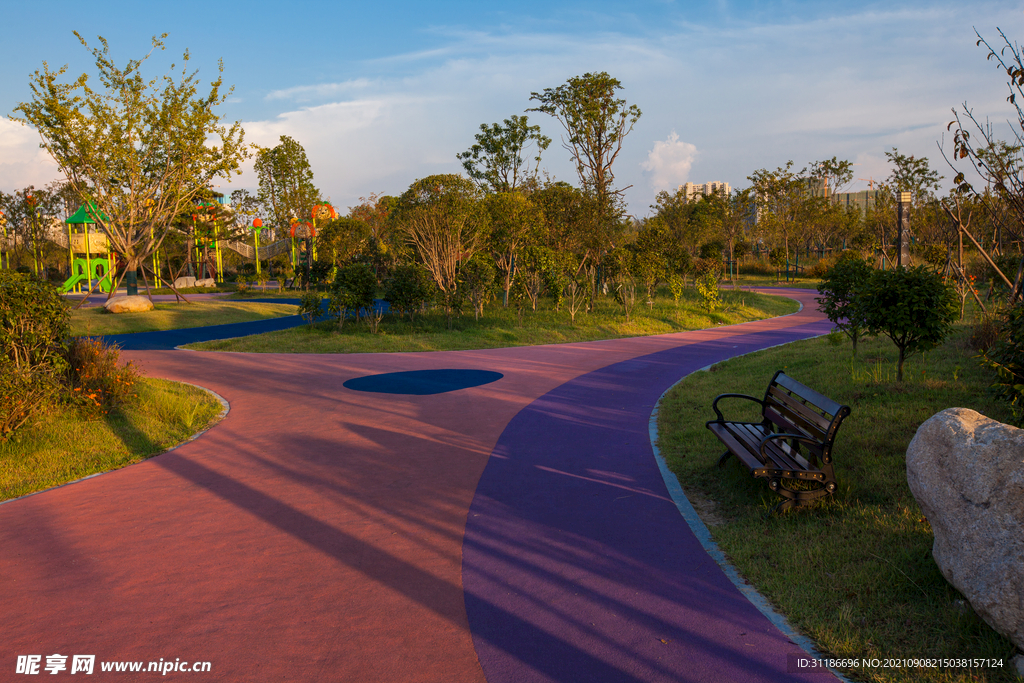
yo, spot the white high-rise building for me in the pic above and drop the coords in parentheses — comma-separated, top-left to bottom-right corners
(680, 181, 731, 201)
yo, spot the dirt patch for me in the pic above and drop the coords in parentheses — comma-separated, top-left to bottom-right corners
(682, 487, 729, 527)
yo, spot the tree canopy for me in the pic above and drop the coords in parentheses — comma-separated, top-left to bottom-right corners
(13, 33, 248, 293)
(255, 135, 321, 232)
(529, 72, 641, 232)
(457, 115, 550, 193)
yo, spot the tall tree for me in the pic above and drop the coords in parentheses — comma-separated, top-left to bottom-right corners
(529, 72, 641, 236)
(13, 33, 248, 296)
(457, 115, 551, 193)
(394, 174, 488, 325)
(255, 135, 321, 232)
(885, 147, 942, 204)
(748, 162, 810, 263)
(808, 157, 854, 195)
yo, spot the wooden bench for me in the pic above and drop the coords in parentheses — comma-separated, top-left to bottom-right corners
(705, 371, 850, 512)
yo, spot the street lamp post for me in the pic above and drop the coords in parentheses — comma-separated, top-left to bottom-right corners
(897, 191, 912, 268)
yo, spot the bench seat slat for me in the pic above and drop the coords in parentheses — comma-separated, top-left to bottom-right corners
(708, 422, 766, 472)
(710, 422, 817, 474)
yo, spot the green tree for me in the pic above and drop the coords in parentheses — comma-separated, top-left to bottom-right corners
(318, 217, 371, 270)
(981, 301, 1024, 424)
(394, 174, 488, 326)
(816, 255, 872, 355)
(808, 157, 854, 195)
(13, 33, 248, 297)
(885, 148, 942, 205)
(630, 222, 670, 304)
(602, 247, 639, 322)
(255, 135, 321, 233)
(485, 191, 543, 306)
(652, 186, 701, 256)
(383, 263, 435, 321)
(749, 162, 812, 267)
(331, 262, 377, 325)
(529, 72, 641, 247)
(517, 245, 555, 311)
(459, 254, 497, 320)
(457, 115, 550, 193)
(858, 266, 958, 381)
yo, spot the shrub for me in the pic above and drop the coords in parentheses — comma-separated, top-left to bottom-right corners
(384, 264, 435, 321)
(695, 271, 721, 312)
(981, 303, 1024, 424)
(805, 257, 834, 279)
(0, 271, 69, 438)
(1, 369, 60, 439)
(298, 291, 324, 325)
(332, 263, 377, 319)
(66, 337, 140, 415)
(0, 269, 69, 373)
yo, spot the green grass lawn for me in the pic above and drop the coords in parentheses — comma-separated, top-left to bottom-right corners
(0, 378, 223, 502)
(656, 324, 1019, 683)
(70, 300, 299, 337)
(189, 286, 798, 353)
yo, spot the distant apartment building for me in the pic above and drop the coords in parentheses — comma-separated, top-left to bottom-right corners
(680, 181, 731, 201)
(806, 177, 878, 215)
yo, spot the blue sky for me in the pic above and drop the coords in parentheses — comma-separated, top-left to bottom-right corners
(2, 1, 1021, 216)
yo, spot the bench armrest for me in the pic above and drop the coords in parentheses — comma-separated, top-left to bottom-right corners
(710, 393, 765, 422)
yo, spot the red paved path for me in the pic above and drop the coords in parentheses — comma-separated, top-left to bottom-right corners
(0, 289, 831, 681)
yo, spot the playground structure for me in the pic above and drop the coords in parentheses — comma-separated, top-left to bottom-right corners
(60, 202, 115, 294)
(2, 197, 339, 292)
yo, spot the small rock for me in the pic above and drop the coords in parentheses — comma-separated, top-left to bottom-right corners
(173, 276, 196, 289)
(1014, 653, 1024, 678)
(194, 278, 216, 288)
(907, 408, 1024, 650)
(103, 295, 154, 314)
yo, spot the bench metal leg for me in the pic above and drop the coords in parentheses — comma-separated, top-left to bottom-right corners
(716, 450, 732, 468)
(768, 478, 836, 514)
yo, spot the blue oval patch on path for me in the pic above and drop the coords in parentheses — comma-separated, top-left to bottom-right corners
(343, 369, 503, 395)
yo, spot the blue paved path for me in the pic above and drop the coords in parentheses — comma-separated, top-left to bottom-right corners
(98, 299, 387, 350)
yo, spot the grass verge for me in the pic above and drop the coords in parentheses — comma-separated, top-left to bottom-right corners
(656, 326, 1019, 682)
(70, 300, 298, 337)
(189, 287, 797, 353)
(0, 378, 223, 502)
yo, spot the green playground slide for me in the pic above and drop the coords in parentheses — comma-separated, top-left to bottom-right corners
(61, 271, 114, 294)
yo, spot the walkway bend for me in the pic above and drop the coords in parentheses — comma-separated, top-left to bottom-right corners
(1, 288, 836, 682)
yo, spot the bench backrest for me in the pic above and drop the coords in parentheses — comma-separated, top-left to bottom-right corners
(761, 371, 851, 464)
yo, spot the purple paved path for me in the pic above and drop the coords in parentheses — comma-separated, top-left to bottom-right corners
(464, 309, 835, 682)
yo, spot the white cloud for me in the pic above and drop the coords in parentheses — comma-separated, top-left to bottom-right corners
(641, 131, 698, 192)
(265, 78, 377, 102)
(0, 119, 61, 191)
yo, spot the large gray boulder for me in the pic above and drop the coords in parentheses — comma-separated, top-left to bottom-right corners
(906, 407, 1024, 650)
